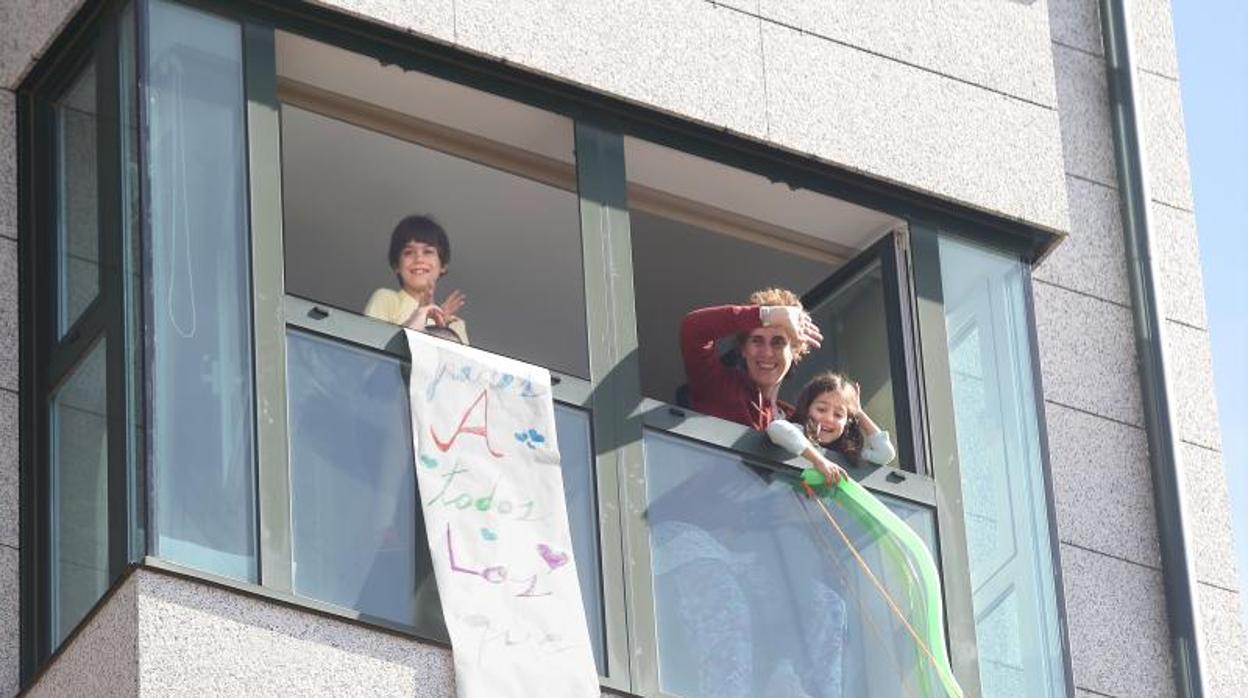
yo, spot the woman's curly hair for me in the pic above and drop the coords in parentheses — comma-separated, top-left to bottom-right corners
(790, 371, 864, 462)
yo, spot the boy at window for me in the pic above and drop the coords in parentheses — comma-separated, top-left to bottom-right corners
(679, 287, 822, 430)
(364, 215, 469, 344)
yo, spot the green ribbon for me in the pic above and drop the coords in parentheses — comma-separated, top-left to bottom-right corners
(802, 468, 964, 698)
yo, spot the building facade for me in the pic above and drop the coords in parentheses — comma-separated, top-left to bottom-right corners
(1, 0, 1245, 696)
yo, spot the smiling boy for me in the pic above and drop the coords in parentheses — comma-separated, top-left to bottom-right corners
(364, 215, 469, 344)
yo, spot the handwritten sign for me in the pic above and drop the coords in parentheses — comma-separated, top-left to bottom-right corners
(406, 330, 599, 698)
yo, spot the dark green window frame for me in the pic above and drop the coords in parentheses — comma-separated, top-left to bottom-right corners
(16, 1, 1073, 696)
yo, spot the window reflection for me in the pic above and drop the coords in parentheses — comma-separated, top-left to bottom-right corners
(56, 59, 100, 337)
(286, 331, 606, 670)
(145, 0, 256, 581)
(50, 340, 109, 646)
(645, 431, 940, 698)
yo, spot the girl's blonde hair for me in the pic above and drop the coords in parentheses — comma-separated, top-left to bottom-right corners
(790, 371, 864, 462)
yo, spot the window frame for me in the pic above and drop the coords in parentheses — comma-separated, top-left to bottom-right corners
(17, 1, 1073, 695)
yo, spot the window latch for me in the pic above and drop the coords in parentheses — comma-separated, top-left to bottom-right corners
(307, 306, 329, 320)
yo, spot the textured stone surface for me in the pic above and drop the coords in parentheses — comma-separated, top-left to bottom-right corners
(763, 22, 1067, 232)
(1181, 444, 1240, 591)
(1048, 0, 1101, 56)
(1034, 176, 1128, 304)
(0, 391, 15, 550)
(0, 0, 85, 89)
(1165, 321, 1222, 451)
(307, 0, 455, 44)
(712, 0, 758, 13)
(1197, 583, 1248, 698)
(1, 545, 16, 698)
(758, 0, 1056, 107)
(135, 570, 457, 696)
(1, 89, 14, 240)
(1033, 281, 1142, 427)
(455, 0, 768, 140)
(26, 576, 139, 698)
(1046, 402, 1159, 568)
(0, 237, 15, 394)
(1060, 543, 1173, 696)
(1153, 203, 1208, 329)
(1053, 43, 1117, 188)
(1140, 71, 1193, 211)
(1134, 0, 1179, 79)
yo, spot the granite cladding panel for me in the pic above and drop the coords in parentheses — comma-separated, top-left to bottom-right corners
(1033, 176, 1128, 305)
(1135, 0, 1180, 79)
(762, 22, 1067, 232)
(1181, 443, 1240, 591)
(1140, 71, 1194, 210)
(1033, 281, 1142, 427)
(0, 0, 85, 89)
(305, 0, 455, 45)
(1053, 43, 1117, 188)
(1165, 321, 1222, 451)
(25, 575, 139, 698)
(0, 391, 15, 551)
(0, 237, 14, 394)
(1045, 402, 1159, 567)
(757, 0, 1057, 106)
(1060, 543, 1173, 697)
(454, 0, 768, 140)
(135, 570, 457, 696)
(0, 546, 16, 698)
(1197, 583, 1248, 698)
(1, 89, 14, 240)
(1153, 203, 1208, 329)
(1048, 0, 1102, 55)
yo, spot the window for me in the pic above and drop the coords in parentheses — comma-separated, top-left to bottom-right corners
(21, 4, 1067, 696)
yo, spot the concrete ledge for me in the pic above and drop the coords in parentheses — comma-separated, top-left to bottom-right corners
(0, 0, 85, 90)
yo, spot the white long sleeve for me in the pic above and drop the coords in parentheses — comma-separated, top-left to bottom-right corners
(861, 430, 896, 466)
(766, 419, 811, 455)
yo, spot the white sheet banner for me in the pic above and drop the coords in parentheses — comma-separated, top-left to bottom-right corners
(405, 330, 599, 698)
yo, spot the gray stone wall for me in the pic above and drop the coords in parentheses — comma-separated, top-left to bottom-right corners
(1038, 0, 1247, 695)
(1, 0, 1244, 696)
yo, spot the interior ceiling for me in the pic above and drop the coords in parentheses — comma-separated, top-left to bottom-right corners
(275, 30, 901, 256)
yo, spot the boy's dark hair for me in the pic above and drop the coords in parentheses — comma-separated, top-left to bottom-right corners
(388, 215, 451, 281)
(790, 371, 864, 462)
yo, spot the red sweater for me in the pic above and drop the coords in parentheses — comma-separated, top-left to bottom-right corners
(679, 305, 793, 431)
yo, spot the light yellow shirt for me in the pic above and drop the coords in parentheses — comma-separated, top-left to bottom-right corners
(363, 288, 470, 345)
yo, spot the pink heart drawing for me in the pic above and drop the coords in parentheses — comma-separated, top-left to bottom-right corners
(537, 543, 569, 570)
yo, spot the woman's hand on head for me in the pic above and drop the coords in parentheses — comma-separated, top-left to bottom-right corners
(764, 306, 823, 350)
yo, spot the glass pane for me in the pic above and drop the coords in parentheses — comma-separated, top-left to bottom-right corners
(782, 261, 900, 455)
(934, 236, 1064, 697)
(553, 405, 606, 674)
(278, 32, 588, 378)
(56, 59, 100, 336)
(286, 332, 606, 671)
(144, 0, 256, 581)
(645, 431, 944, 698)
(50, 340, 109, 646)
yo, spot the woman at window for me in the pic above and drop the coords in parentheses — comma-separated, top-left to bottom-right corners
(679, 287, 822, 429)
(364, 215, 469, 344)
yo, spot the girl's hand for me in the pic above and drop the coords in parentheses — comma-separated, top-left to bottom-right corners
(815, 453, 848, 486)
(440, 289, 466, 322)
(849, 381, 864, 419)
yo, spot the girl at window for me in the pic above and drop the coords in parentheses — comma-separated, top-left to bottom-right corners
(767, 371, 897, 484)
(364, 214, 469, 344)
